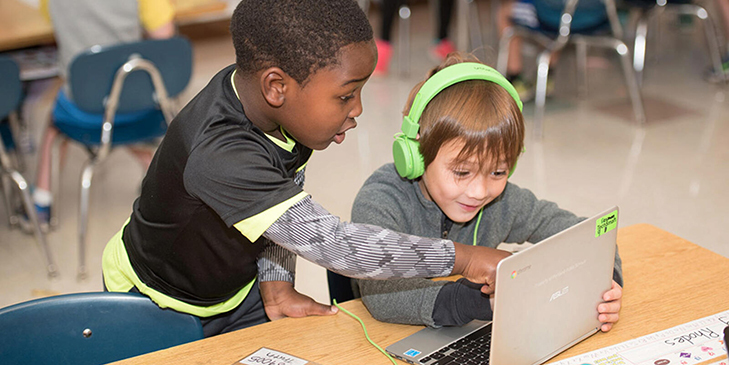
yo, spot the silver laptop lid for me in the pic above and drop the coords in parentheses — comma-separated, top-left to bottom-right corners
(489, 206, 618, 365)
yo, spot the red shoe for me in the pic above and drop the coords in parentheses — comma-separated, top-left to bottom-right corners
(430, 38, 456, 61)
(374, 39, 392, 75)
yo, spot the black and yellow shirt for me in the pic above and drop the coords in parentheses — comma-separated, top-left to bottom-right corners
(104, 65, 461, 318)
(103, 65, 310, 315)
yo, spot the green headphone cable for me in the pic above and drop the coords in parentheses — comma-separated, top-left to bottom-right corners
(332, 207, 483, 362)
(473, 207, 484, 246)
(332, 299, 397, 365)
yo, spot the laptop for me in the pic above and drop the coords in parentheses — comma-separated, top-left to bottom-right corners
(386, 206, 619, 365)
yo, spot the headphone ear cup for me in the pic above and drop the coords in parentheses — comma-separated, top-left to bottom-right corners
(393, 135, 425, 179)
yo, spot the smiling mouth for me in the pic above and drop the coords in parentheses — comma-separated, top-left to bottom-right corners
(458, 202, 482, 212)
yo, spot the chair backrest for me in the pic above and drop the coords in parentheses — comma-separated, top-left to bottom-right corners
(68, 37, 193, 114)
(0, 57, 22, 121)
(534, 0, 609, 32)
(0, 291, 204, 364)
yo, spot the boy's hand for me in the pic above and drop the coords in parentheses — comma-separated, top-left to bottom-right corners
(452, 243, 512, 295)
(259, 281, 338, 321)
(598, 280, 622, 332)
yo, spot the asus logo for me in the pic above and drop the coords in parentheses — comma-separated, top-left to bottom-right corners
(549, 286, 569, 302)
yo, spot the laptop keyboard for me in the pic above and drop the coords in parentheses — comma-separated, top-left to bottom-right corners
(418, 325, 492, 365)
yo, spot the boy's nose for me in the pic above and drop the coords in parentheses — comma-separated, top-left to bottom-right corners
(466, 176, 490, 201)
(348, 94, 364, 119)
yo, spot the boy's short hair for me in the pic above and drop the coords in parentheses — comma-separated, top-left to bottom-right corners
(403, 53, 525, 174)
(230, 0, 373, 85)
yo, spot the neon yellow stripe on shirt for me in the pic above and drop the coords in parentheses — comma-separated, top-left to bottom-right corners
(234, 191, 309, 242)
(102, 220, 256, 317)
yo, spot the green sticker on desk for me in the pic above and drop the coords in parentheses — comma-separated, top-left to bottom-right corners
(595, 210, 618, 237)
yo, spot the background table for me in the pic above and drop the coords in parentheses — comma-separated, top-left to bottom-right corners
(112, 224, 729, 364)
(0, 0, 54, 52)
(0, 0, 229, 52)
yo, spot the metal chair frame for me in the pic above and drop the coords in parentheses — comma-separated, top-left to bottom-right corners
(497, 0, 646, 139)
(631, 0, 727, 86)
(0, 57, 58, 278)
(48, 39, 190, 280)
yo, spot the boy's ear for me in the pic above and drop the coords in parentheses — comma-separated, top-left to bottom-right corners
(260, 67, 289, 107)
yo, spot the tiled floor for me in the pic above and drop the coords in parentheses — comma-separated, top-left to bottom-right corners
(2, 2, 728, 309)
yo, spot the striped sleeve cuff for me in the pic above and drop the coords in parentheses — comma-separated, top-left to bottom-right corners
(257, 239, 296, 283)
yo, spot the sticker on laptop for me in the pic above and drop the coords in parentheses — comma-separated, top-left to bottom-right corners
(404, 349, 422, 357)
(595, 210, 618, 238)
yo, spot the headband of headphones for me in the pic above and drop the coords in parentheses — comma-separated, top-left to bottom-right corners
(392, 62, 523, 180)
(400, 62, 524, 139)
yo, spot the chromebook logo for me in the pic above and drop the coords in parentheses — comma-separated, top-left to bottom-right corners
(510, 265, 531, 279)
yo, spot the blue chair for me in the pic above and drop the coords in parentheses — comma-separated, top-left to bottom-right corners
(0, 56, 58, 278)
(625, 0, 726, 86)
(497, 0, 646, 139)
(0, 292, 204, 364)
(47, 37, 193, 279)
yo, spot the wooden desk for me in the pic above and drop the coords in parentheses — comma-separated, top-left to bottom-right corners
(0, 0, 54, 52)
(0, 0, 229, 52)
(113, 224, 729, 365)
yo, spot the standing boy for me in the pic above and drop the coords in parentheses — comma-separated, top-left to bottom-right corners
(102, 0, 511, 337)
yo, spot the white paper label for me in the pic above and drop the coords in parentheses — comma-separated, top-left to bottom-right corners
(238, 347, 309, 365)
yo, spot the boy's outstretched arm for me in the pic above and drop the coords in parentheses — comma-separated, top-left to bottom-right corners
(263, 196, 511, 289)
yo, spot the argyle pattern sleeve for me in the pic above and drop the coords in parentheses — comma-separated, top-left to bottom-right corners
(264, 196, 455, 279)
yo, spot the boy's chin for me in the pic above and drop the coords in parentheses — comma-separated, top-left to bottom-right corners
(446, 210, 480, 224)
(309, 141, 334, 151)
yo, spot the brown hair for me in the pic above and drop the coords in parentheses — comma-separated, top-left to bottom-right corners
(403, 53, 525, 175)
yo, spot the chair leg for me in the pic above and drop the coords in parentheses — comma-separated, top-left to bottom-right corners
(496, 27, 515, 75)
(77, 158, 97, 281)
(49, 135, 63, 229)
(633, 12, 648, 87)
(455, 0, 469, 52)
(0, 136, 19, 227)
(575, 40, 588, 99)
(11, 169, 59, 278)
(1, 174, 17, 226)
(614, 40, 646, 125)
(398, 4, 411, 77)
(466, 0, 485, 60)
(691, 5, 727, 84)
(1, 136, 59, 277)
(534, 50, 552, 140)
(7, 112, 26, 172)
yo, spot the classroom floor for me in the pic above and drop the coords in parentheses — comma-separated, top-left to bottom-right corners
(2, 2, 728, 309)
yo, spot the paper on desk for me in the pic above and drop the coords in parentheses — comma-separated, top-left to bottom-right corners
(551, 310, 729, 365)
(236, 347, 321, 365)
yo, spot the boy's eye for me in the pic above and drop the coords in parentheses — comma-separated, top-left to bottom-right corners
(453, 170, 471, 177)
(340, 93, 356, 102)
(491, 170, 508, 177)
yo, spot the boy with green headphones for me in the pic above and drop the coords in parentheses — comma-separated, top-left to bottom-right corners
(352, 54, 624, 330)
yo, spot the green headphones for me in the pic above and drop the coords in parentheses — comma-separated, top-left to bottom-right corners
(392, 62, 524, 180)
